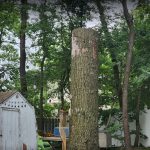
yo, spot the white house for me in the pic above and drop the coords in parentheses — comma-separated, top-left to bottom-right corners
(101, 107, 150, 147)
(139, 107, 150, 147)
(0, 91, 37, 150)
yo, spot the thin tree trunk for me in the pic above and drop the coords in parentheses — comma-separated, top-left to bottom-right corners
(121, 0, 135, 149)
(59, 17, 65, 110)
(134, 88, 141, 147)
(96, 0, 122, 109)
(39, 54, 46, 134)
(39, 0, 47, 133)
(60, 79, 65, 110)
(0, 29, 3, 47)
(20, 0, 27, 97)
(69, 28, 99, 150)
(59, 10, 72, 110)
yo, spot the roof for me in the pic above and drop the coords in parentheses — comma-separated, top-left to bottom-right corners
(0, 91, 17, 104)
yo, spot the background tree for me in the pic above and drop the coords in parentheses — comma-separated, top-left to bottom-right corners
(0, 1, 20, 92)
(129, 2, 150, 146)
(121, 0, 135, 149)
(95, 0, 123, 109)
(19, 0, 28, 97)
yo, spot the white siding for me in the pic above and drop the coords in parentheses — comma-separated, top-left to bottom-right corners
(0, 92, 37, 150)
(0, 108, 3, 150)
(140, 108, 150, 147)
(0, 108, 20, 150)
(20, 104, 37, 149)
(99, 108, 150, 147)
(99, 132, 112, 147)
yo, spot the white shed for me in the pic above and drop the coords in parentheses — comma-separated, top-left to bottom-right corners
(0, 91, 37, 150)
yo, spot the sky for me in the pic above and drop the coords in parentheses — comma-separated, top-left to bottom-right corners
(0, 0, 140, 90)
(0, 0, 138, 70)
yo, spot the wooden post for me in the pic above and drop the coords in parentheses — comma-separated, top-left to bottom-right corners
(69, 28, 99, 150)
(59, 110, 67, 150)
(23, 143, 27, 150)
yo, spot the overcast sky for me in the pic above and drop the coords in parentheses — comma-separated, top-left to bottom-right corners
(0, 0, 139, 70)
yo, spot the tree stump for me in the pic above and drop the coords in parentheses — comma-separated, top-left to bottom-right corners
(69, 28, 99, 150)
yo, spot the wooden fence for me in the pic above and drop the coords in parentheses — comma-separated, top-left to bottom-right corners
(37, 118, 59, 134)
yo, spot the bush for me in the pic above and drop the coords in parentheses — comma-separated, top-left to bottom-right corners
(37, 136, 52, 150)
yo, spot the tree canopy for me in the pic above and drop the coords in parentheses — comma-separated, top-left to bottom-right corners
(0, 0, 150, 149)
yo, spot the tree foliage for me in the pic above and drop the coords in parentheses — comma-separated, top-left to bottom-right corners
(0, 0, 150, 147)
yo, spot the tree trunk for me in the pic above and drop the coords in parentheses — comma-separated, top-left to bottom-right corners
(0, 29, 3, 47)
(134, 88, 141, 147)
(39, 0, 47, 133)
(60, 79, 65, 110)
(121, 0, 135, 149)
(96, 0, 122, 109)
(59, 19, 66, 110)
(39, 55, 46, 133)
(69, 28, 99, 150)
(20, 0, 27, 98)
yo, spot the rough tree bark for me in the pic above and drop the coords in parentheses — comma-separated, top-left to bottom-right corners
(96, 0, 122, 109)
(134, 88, 141, 147)
(121, 0, 135, 149)
(20, 0, 28, 97)
(69, 28, 99, 150)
